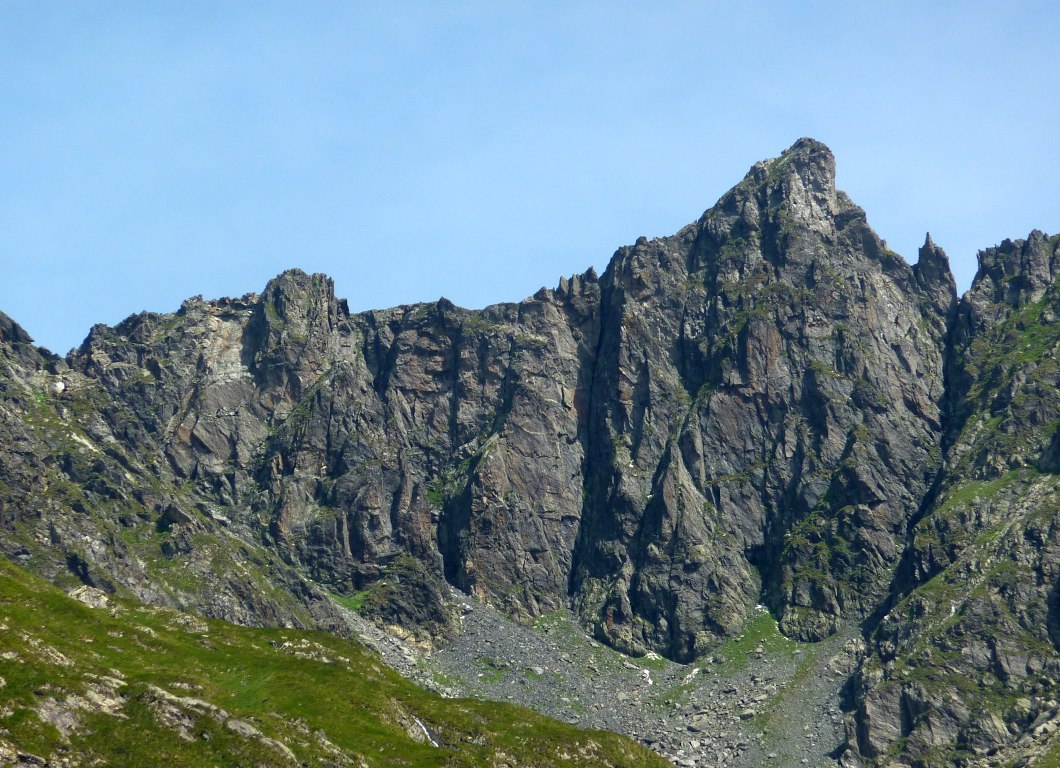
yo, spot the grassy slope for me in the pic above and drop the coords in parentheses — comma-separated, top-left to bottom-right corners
(0, 558, 667, 768)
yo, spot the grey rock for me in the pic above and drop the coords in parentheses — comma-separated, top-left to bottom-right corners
(2, 138, 1059, 767)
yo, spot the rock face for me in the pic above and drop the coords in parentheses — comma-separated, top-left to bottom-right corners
(848, 231, 1060, 766)
(1, 139, 1057, 766)
(572, 140, 951, 657)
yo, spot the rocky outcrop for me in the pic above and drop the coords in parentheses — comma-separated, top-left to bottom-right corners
(2, 139, 1058, 766)
(0, 299, 351, 634)
(0, 140, 953, 649)
(572, 139, 952, 656)
(5, 138, 949, 660)
(846, 232, 1060, 766)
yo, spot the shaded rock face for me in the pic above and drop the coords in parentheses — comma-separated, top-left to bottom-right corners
(0, 140, 952, 658)
(847, 232, 1060, 766)
(3, 139, 1059, 765)
(572, 140, 952, 656)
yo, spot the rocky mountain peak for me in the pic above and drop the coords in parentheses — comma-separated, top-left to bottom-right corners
(0, 310, 48, 369)
(774, 136, 836, 183)
(0, 310, 33, 349)
(913, 232, 958, 320)
(698, 137, 843, 256)
(980, 230, 1058, 297)
(3, 140, 1059, 768)
(961, 230, 1060, 333)
(758, 137, 837, 227)
(260, 269, 338, 319)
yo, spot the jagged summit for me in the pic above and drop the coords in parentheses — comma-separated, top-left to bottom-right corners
(751, 137, 836, 195)
(914, 232, 958, 319)
(0, 310, 32, 346)
(970, 229, 1059, 307)
(751, 137, 834, 175)
(768, 136, 835, 176)
(2, 141, 1059, 767)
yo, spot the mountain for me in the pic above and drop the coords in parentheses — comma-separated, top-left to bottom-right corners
(853, 231, 1060, 764)
(0, 556, 663, 767)
(1, 138, 1058, 767)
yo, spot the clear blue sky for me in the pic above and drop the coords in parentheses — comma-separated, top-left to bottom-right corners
(2, 2, 1057, 354)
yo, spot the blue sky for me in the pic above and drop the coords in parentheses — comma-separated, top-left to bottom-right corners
(2, 2, 1057, 354)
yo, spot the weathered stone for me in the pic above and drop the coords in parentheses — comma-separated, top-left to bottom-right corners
(1, 138, 1058, 767)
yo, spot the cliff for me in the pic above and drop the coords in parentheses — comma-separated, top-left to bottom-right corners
(2, 139, 1058, 766)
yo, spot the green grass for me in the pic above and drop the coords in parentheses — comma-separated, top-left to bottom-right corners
(475, 657, 510, 684)
(1036, 737, 1060, 768)
(932, 471, 1022, 519)
(630, 651, 669, 671)
(331, 589, 369, 613)
(746, 639, 820, 737)
(0, 558, 667, 768)
(964, 281, 1060, 411)
(714, 608, 797, 671)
